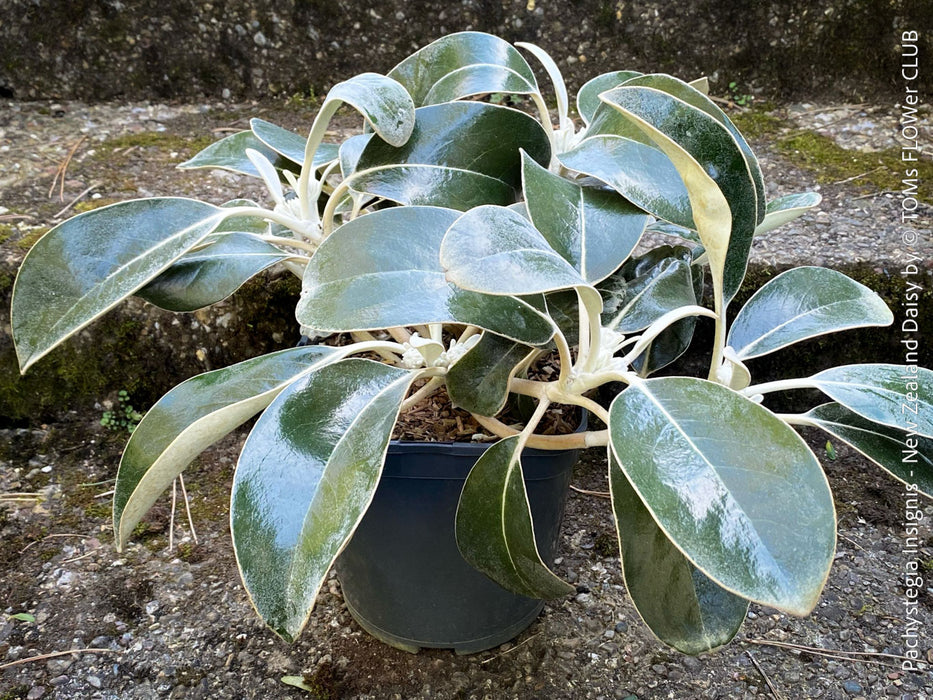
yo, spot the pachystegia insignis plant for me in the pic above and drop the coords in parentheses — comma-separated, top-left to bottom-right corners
(11, 32, 931, 655)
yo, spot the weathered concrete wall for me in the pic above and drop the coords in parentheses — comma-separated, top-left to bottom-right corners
(0, 0, 929, 102)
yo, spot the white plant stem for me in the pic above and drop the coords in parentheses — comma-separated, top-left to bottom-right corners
(297, 100, 342, 220)
(743, 377, 819, 397)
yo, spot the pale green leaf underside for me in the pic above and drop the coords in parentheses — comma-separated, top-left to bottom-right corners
(231, 359, 416, 641)
(621, 73, 766, 226)
(114, 346, 339, 548)
(755, 192, 822, 235)
(179, 131, 299, 177)
(608, 377, 835, 615)
(600, 85, 758, 303)
(12, 198, 225, 371)
(609, 450, 748, 654)
(179, 130, 335, 176)
(325, 72, 415, 148)
(456, 436, 575, 599)
(728, 266, 894, 360)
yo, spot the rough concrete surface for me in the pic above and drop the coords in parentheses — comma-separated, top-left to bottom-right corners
(0, 1, 931, 102)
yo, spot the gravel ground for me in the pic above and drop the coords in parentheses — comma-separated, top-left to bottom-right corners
(1, 99, 932, 699)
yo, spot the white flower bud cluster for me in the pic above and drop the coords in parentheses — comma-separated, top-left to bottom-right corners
(552, 124, 585, 158)
(592, 326, 628, 373)
(399, 333, 481, 370)
(273, 195, 306, 223)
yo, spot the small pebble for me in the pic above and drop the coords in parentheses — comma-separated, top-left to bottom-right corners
(843, 681, 863, 694)
(87, 676, 102, 689)
(26, 688, 46, 700)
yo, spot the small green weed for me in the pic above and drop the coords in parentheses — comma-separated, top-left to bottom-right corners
(101, 389, 143, 434)
(285, 89, 319, 109)
(727, 81, 753, 107)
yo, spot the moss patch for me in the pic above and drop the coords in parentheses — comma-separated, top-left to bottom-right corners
(733, 107, 933, 201)
(5, 226, 50, 251)
(74, 198, 123, 213)
(777, 131, 933, 200)
(730, 109, 785, 140)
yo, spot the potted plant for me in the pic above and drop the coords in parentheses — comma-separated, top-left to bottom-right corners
(10, 32, 930, 656)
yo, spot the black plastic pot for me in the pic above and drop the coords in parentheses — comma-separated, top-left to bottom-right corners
(335, 436, 582, 654)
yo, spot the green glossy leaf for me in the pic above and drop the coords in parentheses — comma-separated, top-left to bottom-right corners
(802, 403, 933, 499)
(755, 192, 822, 235)
(600, 85, 758, 304)
(232, 359, 416, 641)
(348, 164, 515, 210)
(339, 133, 373, 178)
(114, 346, 339, 548)
(136, 232, 293, 312)
(600, 247, 697, 333)
(179, 131, 301, 177)
(558, 136, 694, 230)
(544, 289, 581, 346)
(446, 333, 535, 416)
(609, 450, 748, 654)
(356, 101, 551, 190)
(388, 31, 538, 106)
(456, 436, 575, 599)
(645, 219, 701, 244)
(12, 198, 226, 371)
(577, 70, 643, 126)
(622, 74, 766, 226)
(441, 205, 596, 302)
(250, 118, 338, 168)
(298, 206, 555, 345)
(521, 153, 648, 283)
(584, 102, 657, 145)
(609, 377, 835, 615)
(810, 364, 933, 439)
(632, 314, 698, 376)
(728, 267, 893, 360)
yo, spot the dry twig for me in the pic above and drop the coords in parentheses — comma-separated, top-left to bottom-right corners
(481, 632, 541, 664)
(53, 182, 101, 219)
(0, 648, 119, 671)
(570, 485, 611, 499)
(747, 638, 917, 668)
(48, 136, 87, 201)
(746, 650, 785, 700)
(830, 166, 885, 186)
(19, 533, 91, 554)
